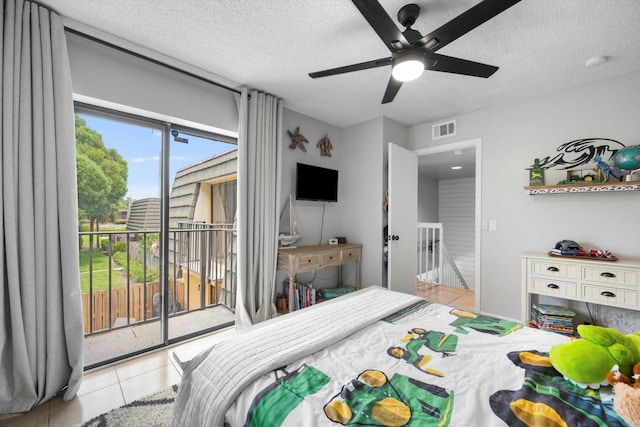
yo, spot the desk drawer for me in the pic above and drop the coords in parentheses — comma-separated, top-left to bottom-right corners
(296, 255, 320, 271)
(582, 284, 637, 308)
(530, 260, 577, 279)
(529, 277, 577, 297)
(341, 248, 360, 263)
(582, 266, 638, 287)
(321, 252, 341, 266)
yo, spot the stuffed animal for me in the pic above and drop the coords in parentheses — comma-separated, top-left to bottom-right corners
(606, 362, 640, 386)
(549, 324, 640, 389)
(606, 362, 640, 427)
(613, 382, 640, 427)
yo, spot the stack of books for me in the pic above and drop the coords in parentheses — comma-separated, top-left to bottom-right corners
(530, 303, 575, 336)
(283, 280, 316, 311)
(296, 282, 316, 309)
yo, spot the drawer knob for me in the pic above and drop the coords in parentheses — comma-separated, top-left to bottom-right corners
(600, 272, 616, 278)
(600, 291, 616, 297)
(547, 266, 559, 272)
(547, 283, 559, 289)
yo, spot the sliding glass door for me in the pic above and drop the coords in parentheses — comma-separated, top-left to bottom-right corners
(76, 104, 237, 369)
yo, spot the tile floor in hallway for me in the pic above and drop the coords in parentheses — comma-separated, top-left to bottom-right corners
(416, 282, 475, 311)
(0, 285, 474, 426)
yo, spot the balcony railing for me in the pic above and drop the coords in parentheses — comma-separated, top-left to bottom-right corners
(79, 223, 236, 337)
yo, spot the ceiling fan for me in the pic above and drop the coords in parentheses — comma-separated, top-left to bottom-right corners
(309, 0, 521, 104)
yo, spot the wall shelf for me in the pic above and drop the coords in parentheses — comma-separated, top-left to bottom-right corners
(525, 180, 640, 195)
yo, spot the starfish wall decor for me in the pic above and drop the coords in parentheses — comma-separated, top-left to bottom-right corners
(287, 127, 309, 152)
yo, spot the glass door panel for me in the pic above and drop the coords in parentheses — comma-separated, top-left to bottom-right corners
(165, 128, 237, 342)
(76, 109, 164, 368)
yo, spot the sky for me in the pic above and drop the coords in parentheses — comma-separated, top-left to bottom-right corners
(79, 114, 235, 201)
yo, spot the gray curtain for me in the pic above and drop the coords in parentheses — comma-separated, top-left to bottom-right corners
(235, 88, 282, 328)
(1, 0, 84, 413)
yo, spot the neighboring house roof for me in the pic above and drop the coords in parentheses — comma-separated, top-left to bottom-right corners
(126, 197, 161, 231)
(169, 148, 237, 228)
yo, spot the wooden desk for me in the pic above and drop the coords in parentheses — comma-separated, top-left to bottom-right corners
(278, 243, 362, 311)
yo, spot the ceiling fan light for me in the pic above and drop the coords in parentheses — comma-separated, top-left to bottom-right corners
(391, 52, 425, 82)
(392, 59, 424, 82)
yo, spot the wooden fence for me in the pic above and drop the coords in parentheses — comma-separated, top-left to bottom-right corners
(81, 280, 186, 334)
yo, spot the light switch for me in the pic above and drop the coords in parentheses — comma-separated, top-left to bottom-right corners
(488, 220, 497, 231)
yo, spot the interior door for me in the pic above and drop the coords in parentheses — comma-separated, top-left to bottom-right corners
(387, 143, 418, 294)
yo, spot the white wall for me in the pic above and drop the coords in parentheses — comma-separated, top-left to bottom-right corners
(278, 114, 410, 289)
(281, 108, 343, 247)
(439, 177, 476, 290)
(418, 175, 439, 222)
(339, 118, 385, 287)
(409, 70, 640, 323)
(66, 33, 238, 136)
(278, 108, 346, 290)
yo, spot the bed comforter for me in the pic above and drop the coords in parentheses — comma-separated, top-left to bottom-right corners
(173, 287, 627, 427)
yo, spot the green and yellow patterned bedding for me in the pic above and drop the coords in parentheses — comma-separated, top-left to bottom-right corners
(173, 287, 626, 427)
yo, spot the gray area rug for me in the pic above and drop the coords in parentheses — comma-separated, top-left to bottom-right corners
(80, 384, 178, 427)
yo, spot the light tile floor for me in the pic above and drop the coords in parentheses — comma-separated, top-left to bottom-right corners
(0, 286, 473, 426)
(0, 327, 234, 427)
(416, 282, 475, 311)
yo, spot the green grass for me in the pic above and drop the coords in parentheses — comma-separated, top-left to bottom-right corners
(78, 224, 127, 249)
(79, 248, 127, 292)
(77, 225, 160, 293)
(79, 249, 110, 273)
(80, 268, 127, 293)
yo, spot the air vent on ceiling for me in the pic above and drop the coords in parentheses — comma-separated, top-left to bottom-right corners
(432, 119, 456, 140)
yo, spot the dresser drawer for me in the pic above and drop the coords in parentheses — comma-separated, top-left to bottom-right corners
(582, 266, 638, 287)
(341, 248, 360, 263)
(582, 284, 637, 309)
(529, 277, 577, 297)
(530, 260, 577, 279)
(321, 252, 341, 266)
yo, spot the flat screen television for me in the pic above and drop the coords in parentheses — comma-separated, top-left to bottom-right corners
(296, 163, 338, 202)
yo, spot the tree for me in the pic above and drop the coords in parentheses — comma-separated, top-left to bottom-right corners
(75, 115, 128, 233)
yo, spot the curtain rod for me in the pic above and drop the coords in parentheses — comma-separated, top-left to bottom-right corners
(64, 27, 242, 96)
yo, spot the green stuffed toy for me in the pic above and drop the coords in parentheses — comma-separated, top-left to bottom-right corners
(549, 324, 640, 389)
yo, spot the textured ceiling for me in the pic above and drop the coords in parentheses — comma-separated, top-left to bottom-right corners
(41, 0, 640, 129)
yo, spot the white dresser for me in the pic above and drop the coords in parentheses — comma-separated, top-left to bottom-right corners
(521, 251, 640, 324)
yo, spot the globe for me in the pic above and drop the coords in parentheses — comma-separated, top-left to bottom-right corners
(612, 145, 640, 172)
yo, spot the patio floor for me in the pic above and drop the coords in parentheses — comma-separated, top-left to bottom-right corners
(84, 305, 235, 367)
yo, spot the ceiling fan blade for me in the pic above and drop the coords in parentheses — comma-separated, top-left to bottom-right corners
(417, 0, 521, 52)
(382, 76, 403, 104)
(309, 57, 391, 78)
(352, 0, 409, 51)
(429, 54, 498, 78)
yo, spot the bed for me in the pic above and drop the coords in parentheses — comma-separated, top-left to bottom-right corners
(172, 286, 626, 426)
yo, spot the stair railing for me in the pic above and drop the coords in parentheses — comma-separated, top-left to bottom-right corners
(417, 222, 468, 289)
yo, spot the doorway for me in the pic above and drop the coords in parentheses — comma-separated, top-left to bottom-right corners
(414, 139, 481, 310)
